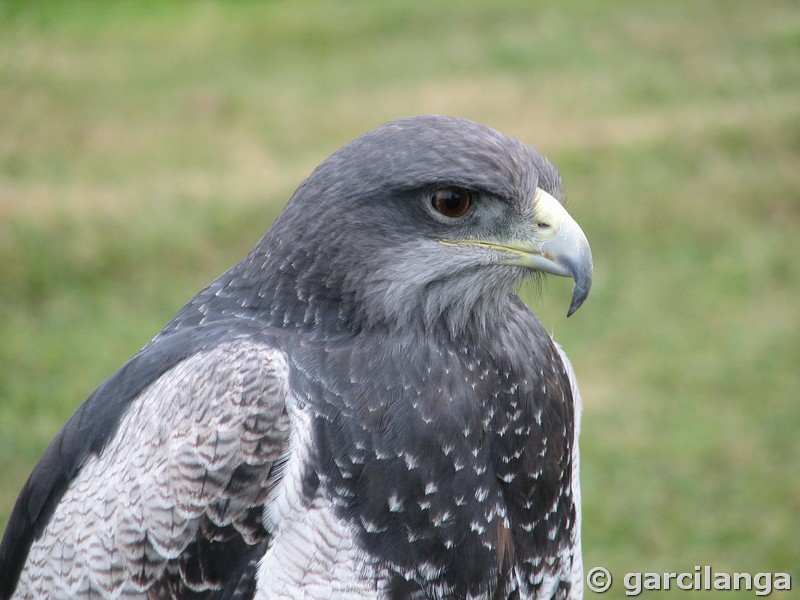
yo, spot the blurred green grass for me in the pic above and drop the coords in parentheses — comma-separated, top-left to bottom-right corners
(1, 0, 798, 595)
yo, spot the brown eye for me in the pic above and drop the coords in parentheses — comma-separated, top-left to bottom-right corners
(431, 188, 472, 218)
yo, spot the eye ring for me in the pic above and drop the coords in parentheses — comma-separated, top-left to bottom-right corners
(431, 187, 472, 219)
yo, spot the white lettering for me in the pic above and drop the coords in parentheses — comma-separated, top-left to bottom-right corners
(643, 572, 661, 591)
(677, 572, 694, 590)
(733, 572, 752, 590)
(624, 572, 641, 596)
(774, 573, 791, 591)
(609, 567, 792, 595)
(663, 572, 677, 589)
(754, 572, 770, 596)
(714, 572, 731, 590)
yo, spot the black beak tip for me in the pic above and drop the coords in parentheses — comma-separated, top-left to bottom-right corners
(566, 266, 593, 317)
(566, 293, 585, 317)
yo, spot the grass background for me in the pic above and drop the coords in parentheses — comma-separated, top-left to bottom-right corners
(1, 0, 798, 596)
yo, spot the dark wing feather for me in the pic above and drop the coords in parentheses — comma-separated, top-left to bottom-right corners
(0, 325, 290, 599)
(0, 327, 201, 600)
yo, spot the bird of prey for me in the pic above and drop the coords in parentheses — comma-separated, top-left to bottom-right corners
(0, 115, 592, 599)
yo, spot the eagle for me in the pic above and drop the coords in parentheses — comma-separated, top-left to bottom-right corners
(0, 116, 592, 599)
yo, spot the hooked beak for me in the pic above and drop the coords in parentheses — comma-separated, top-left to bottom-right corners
(522, 188, 593, 316)
(441, 188, 593, 316)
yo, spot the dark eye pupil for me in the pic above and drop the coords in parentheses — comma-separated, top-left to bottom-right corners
(432, 188, 471, 218)
(443, 194, 462, 211)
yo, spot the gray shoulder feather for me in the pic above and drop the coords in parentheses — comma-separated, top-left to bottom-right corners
(14, 340, 290, 598)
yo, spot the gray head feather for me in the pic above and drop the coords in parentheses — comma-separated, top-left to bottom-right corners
(200, 116, 564, 337)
